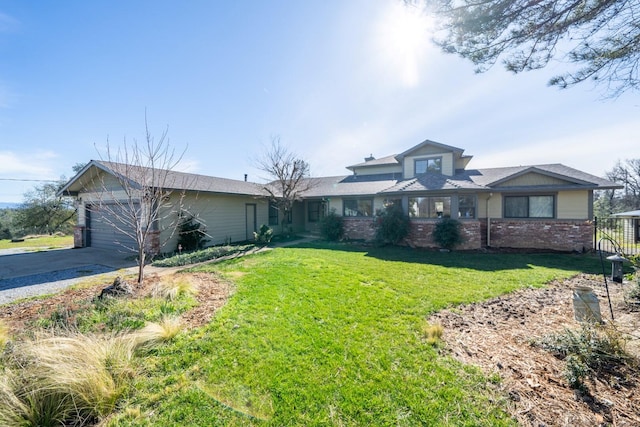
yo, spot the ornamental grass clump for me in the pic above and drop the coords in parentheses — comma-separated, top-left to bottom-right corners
(153, 276, 198, 301)
(0, 332, 138, 426)
(0, 320, 9, 350)
(129, 316, 183, 350)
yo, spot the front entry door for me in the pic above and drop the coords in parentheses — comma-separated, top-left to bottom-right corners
(246, 204, 257, 241)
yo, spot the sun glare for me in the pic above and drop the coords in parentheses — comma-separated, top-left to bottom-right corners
(373, 2, 434, 87)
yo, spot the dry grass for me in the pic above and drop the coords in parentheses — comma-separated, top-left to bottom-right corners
(0, 318, 184, 427)
(423, 322, 444, 346)
(152, 276, 199, 301)
(0, 320, 8, 349)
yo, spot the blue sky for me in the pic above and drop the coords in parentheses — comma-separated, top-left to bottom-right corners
(0, 0, 638, 203)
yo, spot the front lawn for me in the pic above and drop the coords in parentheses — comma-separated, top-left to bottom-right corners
(109, 244, 601, 426)
(0, 234, 73, 250)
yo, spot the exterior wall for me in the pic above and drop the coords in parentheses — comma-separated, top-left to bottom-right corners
(342, 217, 481, 250)
(160, 192, 269, 253)
(403, 152, 454, 178)
(477, 193, 502, 218)
(557, 190, 589, 219)
(343, 217, 376, 241)
(484, 219, 593, 252)
(496, 172, 570, 187)
(352, 165, 402, 176)
(406, 220, 481, 250)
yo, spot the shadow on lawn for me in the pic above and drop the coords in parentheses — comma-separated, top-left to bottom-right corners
(287, 241, 603, 274)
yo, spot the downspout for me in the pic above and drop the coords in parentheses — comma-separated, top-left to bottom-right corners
(486, 193, 493, 247)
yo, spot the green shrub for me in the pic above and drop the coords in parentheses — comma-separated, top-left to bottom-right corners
(320, 209, 344, 242)
(432, 218, 463, 250)
(374, 203, 409, 245)
(253, 224, 273, 244)
(536, 323, 633, 390)
(177, 214, 209, 252)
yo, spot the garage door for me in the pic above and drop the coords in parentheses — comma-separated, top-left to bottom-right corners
(86, 204, 138, 251)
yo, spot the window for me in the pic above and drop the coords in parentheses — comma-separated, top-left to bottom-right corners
(458, 195, 476, 219)
(268, 201, 279, 226)
(308, 200, 322, 222)
(343, 199, 373, 217)
(415, 157, 442, 175)
(504, 195, 554, 218)
(409, 196, 451, 218)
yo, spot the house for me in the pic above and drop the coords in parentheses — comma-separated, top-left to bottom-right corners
(59, 139, 621, 253)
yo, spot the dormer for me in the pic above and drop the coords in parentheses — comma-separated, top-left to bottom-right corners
(394, 139, 473, 179)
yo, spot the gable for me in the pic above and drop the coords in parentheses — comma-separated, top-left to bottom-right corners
(495, 172, 575, 187)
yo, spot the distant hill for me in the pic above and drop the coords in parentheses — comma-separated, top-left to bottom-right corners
(0, 202, 20, 209)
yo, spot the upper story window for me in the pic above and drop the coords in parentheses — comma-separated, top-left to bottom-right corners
(343, 198, 373, 217)
(504, 195, 555, 218)
(415, 157, 442, 175)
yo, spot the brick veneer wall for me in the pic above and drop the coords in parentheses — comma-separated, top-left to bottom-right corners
(73, 226, 85, 248)
(342, 218, 482, 250)
(483, 219, 593, 252)
(343, 218, 376, 241)
(406, 220, 481, 250)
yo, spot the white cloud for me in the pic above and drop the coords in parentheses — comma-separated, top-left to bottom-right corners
(472, 120, 640, 177)
(0, 150, 59, 178)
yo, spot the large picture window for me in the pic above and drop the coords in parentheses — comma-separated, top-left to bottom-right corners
(504, 195, 554, 218)
(409, 196, 451, 218)
(415, 157, 442, 175)
(343, 199, 373, 217)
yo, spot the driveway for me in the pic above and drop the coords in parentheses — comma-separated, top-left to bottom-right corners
(0, 247, 138, 304)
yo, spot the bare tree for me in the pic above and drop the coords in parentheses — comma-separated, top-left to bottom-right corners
(424, 0, 640, 96)
(89, 118, 191, 284)
(255, 137, 315, 233)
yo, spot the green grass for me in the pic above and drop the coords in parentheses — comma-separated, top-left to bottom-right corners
(106, 243, 601, 426)
(0, 235, 73, 250)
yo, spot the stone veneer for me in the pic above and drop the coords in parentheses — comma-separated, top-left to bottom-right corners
(342, 217, 592, 252)
(73, 225, 85, 248)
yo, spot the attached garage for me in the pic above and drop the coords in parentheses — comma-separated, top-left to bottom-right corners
(86, 204, 138, 252)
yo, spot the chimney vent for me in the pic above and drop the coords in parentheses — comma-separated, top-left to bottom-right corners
(244, 174, 248, 182)
(364, 154, 375, 162)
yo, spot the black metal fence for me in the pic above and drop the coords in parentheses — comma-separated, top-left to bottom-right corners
(594, 216, 640, 256)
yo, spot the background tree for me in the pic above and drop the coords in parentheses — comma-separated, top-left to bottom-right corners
(90, 118, 191, 284)
(14, 181, 76, 236)
(595, 158, 640, 217)
(425, 0, 640, 96)
(255, 137, 315, 234)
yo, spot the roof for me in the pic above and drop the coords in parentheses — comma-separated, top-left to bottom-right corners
(382, 171, 486, 194)
(394, 139, 465, 161)
(301, 175, 399, 198)
(469, 164, 622, 190)
(611, 210, 640, 217)
(346, 154, 400, 170)
(58, 160, 267, 197)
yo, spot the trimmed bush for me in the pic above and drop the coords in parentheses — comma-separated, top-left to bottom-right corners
(320, 209, 344, 241)
(253, 224, 273, 244)
(374, 203, 409, 245)
(432, 218, 463, 250)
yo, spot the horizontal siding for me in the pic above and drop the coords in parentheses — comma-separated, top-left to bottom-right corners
(496, 172, 570, 187)
(557, 190, 589, 219)
(160, 192, 269, 252)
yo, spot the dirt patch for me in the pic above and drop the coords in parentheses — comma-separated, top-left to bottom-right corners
(0, 271, 232, 332)
(430, 274, 640, 427)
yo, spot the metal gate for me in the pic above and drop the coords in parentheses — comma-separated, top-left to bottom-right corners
(594, 216, 640, 255)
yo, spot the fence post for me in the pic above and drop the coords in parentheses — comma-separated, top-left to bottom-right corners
(594, 216, 598, 253)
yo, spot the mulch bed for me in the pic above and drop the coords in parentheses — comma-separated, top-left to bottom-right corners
(430, 274, 640, 427)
